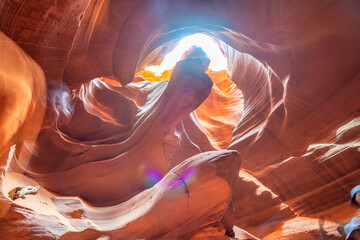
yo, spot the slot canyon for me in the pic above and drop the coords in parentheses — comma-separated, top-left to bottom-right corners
(1, 0, 360, 239)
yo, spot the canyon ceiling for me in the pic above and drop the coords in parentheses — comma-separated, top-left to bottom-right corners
(1, 0, 360, 239)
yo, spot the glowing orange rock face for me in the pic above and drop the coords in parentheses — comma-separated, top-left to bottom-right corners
(0, 32, 46, 179)
(195, 70, 243, 149)
(137, 69, 173, 82)
(0, 32, 46, 158)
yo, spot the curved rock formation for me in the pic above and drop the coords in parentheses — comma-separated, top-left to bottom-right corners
(12, 57, 213, 206)
(1, 0, 360, 239)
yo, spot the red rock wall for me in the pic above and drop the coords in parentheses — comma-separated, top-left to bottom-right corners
(0, 0, 91, 81)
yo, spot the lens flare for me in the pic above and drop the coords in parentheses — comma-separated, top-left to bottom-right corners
(142, 166, 198, 193)
(144, 168, 164, 188)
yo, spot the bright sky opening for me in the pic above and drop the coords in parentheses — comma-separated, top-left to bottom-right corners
(145, 33, 227, 76)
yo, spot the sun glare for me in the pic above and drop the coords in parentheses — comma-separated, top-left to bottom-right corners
(145, 33, 227, 76)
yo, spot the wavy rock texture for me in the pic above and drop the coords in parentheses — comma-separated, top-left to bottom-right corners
(1, 0, 360, 239)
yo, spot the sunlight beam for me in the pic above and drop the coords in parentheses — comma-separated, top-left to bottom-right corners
(145, 33, 227, 75)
